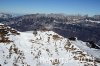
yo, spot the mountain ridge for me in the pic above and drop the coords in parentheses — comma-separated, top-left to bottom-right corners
(1, 13, 100, 44)
(0, 24, 100, 66)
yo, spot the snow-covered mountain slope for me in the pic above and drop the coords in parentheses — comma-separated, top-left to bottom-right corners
(0, 25, 100, 66)
(85, 19, 100, 23)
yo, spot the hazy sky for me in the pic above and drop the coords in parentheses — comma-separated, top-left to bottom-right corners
(0, 0, 100, 15)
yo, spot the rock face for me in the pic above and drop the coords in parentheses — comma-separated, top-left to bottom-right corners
(0, 24, 100, 66)
(0, 24, 20, 43)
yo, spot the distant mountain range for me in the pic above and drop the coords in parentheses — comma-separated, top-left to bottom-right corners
(0, 13, 12, 18)
(0, 13, 100, 44)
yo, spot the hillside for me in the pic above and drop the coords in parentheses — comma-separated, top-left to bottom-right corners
(0, 24, 100, 66)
